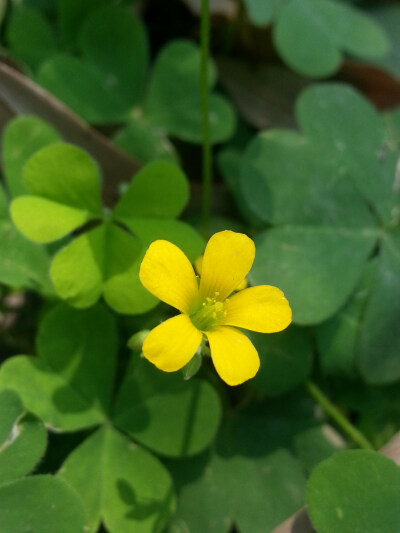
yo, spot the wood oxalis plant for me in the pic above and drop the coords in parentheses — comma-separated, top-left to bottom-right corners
(1, 1, 400, 533)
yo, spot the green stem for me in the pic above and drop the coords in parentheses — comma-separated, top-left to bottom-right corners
(305, 380, 374, 451)
(200, 0, 212, 238)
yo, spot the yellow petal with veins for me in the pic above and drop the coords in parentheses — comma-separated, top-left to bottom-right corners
(206, 326, 260, 386)
(140, 240, 199, 313)
(142, 314, 203, 372)
(199, 231, 255, 301)
(223, 285, 292, 333)
(195, 253, 247, 292)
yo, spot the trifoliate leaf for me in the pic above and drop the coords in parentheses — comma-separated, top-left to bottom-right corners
(0, 390, 47, 484)
(145, 40, 236, 144)
(0, 476, 89, 532)
(58, 427, 175, 533)
(113, 355, 221, 457)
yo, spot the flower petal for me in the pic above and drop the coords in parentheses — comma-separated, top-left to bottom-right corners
(236, 279, 248, 291)
(200, 231, 255, 300)
(142, 314, 202, 372)
(140, 240, 199, 313)
(195, 254, 247, 292)
(206, 326, 260, 386)
(222, 285, 292, 333)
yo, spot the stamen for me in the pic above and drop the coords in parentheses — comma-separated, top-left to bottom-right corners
(189, 295, 227, 331)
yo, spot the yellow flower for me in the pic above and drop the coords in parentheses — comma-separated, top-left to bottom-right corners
(139, 230, 292, 386)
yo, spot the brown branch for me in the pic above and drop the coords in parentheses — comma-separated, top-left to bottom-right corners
(0, 61, 141, 207)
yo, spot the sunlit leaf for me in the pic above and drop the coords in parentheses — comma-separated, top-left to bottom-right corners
(0, 185, 51, 292)
(10, 143, 102, 243)
(50, 223, 157, 314)
(114, 160, 189, 219)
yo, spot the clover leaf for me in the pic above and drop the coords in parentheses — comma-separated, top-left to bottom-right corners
(36, 5, 149, 123)
(242, 0, 281, 26)
(0, 304, 116, 431)
(10, 141, 204, 314)
(320, 234, 400, 385)
(11, 143, 102, 243)
(6, 7, 58, 73)
(2, 116, 61, 198)
(315, 259, 377, 379)
(0, 389, 47, 485)
(113, 355, 222, 457)
(0, 117, 65, 292)
(0, 476, 89, 533)
(0, 184, 51, 292)
(167, 397, 329, 533)
(144, 40, 236, 144)
(249, 325, 312, 396)
(113, 116, 178, 165)
(274, 0, 389, 77)
(357, 231, 400, 384)
(241, 0, 390, 78)
(307, 451, 400, 533)
(234, 83, 400, 385)
(58, 427, 175, 533)
(235, 84, 400, 326)
(0, 303, 222, 533)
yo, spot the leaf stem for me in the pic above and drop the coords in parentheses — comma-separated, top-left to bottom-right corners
(305, 379, 374, 451)
(200, 0, 212, 238)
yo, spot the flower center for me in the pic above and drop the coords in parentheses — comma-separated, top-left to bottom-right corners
(189, 293, 227, 331)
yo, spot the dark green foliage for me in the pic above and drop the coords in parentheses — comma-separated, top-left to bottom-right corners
(243, 0, 389, 77)
(0, 476, 89, 532)
(307, 451, 400, 533)
(0, 1, 399, 531)
(229, 84, 400, 385)
(0, 390, 47, 484)
(0, 304, 221, 532)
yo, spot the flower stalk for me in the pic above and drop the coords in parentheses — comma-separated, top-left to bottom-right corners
(305, 379, 374, 451)
(200, 0, 212, 238)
